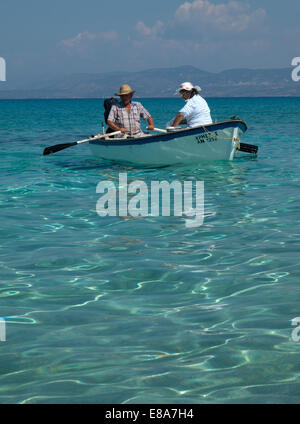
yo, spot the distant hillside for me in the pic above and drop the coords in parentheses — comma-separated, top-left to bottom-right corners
(0, 65, 299, 98)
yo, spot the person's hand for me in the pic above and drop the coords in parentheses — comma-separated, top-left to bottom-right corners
(147, 125, 155, 131)
(120, 128, 128, 134)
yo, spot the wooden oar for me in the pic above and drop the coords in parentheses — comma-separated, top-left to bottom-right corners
(43, 131, 122, 156)
(152, 127, 258, 154)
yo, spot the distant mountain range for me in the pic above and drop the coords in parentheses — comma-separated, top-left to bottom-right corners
(0, 65, 299, 98)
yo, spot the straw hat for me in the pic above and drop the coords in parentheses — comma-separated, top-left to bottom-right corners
(115, 84, 136, 96)
(175, 82, 201, 95)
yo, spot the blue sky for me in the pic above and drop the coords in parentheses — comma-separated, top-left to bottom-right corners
(1, 0, 299, 86)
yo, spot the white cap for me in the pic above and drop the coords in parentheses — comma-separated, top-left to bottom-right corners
(174, 82, 201, 95)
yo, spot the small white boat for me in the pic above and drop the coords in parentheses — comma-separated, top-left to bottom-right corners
(89, 119, 248, 166)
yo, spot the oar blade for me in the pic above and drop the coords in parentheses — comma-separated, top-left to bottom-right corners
(238, 143, 258, 154)
(43, 131, 122, 156)
(43, 142, 77, 156)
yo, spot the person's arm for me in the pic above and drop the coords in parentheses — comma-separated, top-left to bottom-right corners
(171, 113, 186, 127)
(146, 116, 154, 131)
(107, 105, 127, 134)
(138, 103, 154, 130)
(107, 120, 127, 134)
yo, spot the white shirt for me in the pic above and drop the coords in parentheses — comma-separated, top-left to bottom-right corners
(179, 95, 212, 127)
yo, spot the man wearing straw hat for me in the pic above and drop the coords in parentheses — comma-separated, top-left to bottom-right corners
(107, 84, 155, 137)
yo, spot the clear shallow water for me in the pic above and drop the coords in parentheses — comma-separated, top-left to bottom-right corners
(0, 98, 300, 404)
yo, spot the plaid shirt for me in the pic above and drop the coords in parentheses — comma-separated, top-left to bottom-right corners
(107, 101, 151, 136)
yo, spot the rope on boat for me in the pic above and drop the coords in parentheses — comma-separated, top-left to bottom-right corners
(201, 125, 241, 150)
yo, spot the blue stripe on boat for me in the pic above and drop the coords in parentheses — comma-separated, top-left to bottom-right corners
(89, 120, 247, 147)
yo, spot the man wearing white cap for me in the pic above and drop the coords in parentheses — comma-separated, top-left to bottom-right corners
(170, 82, 212, 128)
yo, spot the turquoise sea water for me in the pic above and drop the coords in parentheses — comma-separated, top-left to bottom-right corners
(0, 97, 300, 404)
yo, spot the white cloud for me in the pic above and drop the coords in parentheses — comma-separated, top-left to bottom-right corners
(57, 1, 269, 71)
(174, 0, 266, 33)
(135, 0, 266, 43)
(129, 0, 268, 69)
(60, 30, 118, 49)
(135, 21, 164, 38)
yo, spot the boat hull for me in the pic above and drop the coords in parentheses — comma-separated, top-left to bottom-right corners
(89, 120, 247, 166)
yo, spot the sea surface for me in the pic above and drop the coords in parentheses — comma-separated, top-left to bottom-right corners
(0, 97, 300, 404)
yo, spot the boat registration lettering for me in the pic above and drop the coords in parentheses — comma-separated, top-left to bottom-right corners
(195, 132, 218, 144)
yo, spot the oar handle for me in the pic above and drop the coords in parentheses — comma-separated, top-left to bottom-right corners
(77, 131, 121, 144)
(153, 127, 181, 133)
